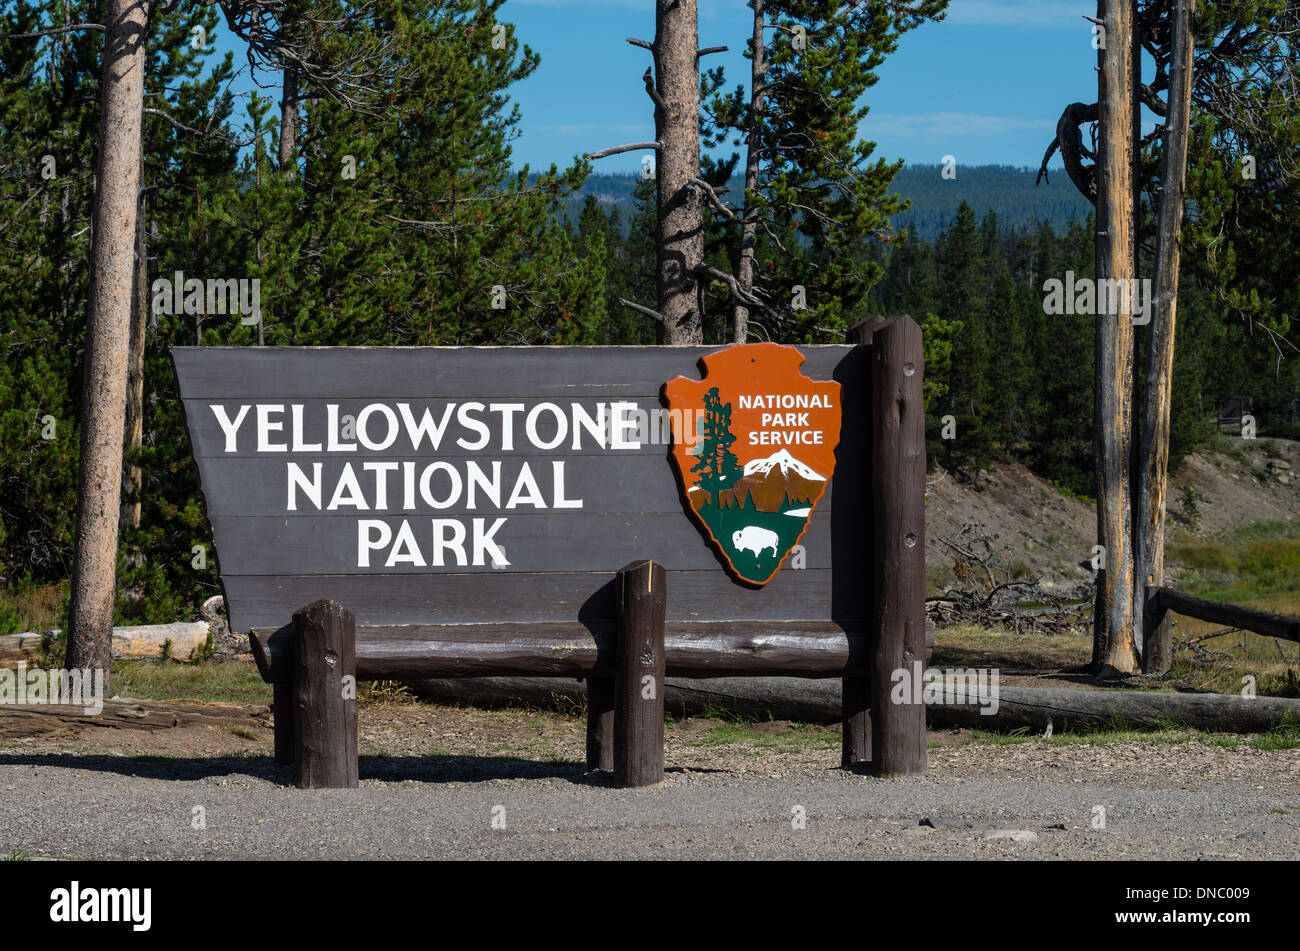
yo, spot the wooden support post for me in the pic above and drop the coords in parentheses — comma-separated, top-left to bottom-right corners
(841, 675, 871, 767)
(842, 315, 886, 767)
(870, 316, 928, 776)
(273, 678, 295, 765)
(586, 677, 615, 771)
(614, 560, 666, 788)
(293, 599, 358, 789)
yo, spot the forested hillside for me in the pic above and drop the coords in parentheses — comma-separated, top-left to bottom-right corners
(564, 165, 1095, 241)
(565, 191, 1300, 496)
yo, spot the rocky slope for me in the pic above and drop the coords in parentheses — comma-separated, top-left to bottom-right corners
(924, 436, 1300, 594)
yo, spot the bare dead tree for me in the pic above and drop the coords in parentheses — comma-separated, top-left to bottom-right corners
(279, 64, 298, 178)
(1136, 0, 1194, 675)
(732, 0, 767, 344)
(652, 0, 705, 345)
(1092, 0, 1139, 677)
(121, 148, 147, 536)
(1036, 1, 1296, 675)
(588, 1, 765, 343)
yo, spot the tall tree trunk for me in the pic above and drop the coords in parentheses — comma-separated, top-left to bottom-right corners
(732, 0, 765, 345)
(654, 0, 703, 345)
(68, 0, 149, 686)
(279, 65, 298, 180)
(1093, 0, 1139, 675)
(1138, 0, 1195, 675)
(121, 148, 146, 533)
(1129, 0, 1144, 661)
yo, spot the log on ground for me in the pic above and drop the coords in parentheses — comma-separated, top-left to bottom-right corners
(0, 698, 273, 740)
(406, 676, 1300, 734)
(0, 622, 212, 663)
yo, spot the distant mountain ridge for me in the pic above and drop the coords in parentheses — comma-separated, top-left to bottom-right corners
(556, 164, 1093, 241)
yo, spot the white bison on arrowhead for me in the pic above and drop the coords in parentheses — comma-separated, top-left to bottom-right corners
(732, 525, 779, 558)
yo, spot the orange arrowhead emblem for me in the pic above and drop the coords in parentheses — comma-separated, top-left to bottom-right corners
(664, 343, 842, 585)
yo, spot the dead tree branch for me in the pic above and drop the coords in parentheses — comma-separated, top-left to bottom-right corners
(689, 177, 736, 219)
(617, 298, 665, 323)
(1036, 101, 1099, 201)
(585, 141, 661, 161)
(0, 22, 104, 37)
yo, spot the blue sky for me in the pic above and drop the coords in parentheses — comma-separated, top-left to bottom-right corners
(216, 0, 1120, 173)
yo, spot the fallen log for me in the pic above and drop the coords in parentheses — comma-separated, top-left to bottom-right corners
(110, 622, 212, 660)
(407, 675, 1300, 734)
(0, 622, 211, 663)
(0, 635, 48, 664)
(0, 698, 273, 740)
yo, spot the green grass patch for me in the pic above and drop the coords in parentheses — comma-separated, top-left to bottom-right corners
(110, 657, 269, 704)
(684, 720, 839, 751)
(1167, 519, 1300, 602)
(947, 713, 1300, 750)
(1253, 713, 1300, 750)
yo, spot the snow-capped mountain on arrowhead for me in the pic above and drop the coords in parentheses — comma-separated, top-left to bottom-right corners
(720, 449, 827, 513)
(742, 448, 825, 482)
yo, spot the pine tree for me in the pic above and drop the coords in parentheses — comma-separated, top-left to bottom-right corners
(704, 0, 949, 342)
(936, 201, 992, 477)
(0, 0, 100, 608)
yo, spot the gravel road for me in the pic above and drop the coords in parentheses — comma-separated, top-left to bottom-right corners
(1, 702, 1296, 860)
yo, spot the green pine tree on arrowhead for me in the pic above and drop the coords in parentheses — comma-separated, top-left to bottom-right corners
(691, 387, 744, 506)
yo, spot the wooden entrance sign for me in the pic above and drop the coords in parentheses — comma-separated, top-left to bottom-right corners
(172, 318, 928, 788)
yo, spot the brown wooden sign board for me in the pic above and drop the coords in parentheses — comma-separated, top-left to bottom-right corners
(172, 344, 872, 635)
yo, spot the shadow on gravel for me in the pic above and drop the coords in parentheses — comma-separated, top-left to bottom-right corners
(360, 754, 606, 785)
(0, 752, 623, 786)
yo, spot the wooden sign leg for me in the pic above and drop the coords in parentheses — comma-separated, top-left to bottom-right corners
(586, 677, 615, 771)
(293, 599, 359, 789)
(845, 315, 886, 768)
(841, 676, 871, 766)
(614, 560, 666, 788)
(871, 316, 928, 777)
(273, 677, 295, 765)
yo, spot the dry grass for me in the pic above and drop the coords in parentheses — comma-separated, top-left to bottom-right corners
(931, 623, 1092, 671)
(0, 582, 64, 635)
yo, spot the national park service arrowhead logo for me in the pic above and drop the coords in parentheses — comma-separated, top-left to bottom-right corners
(665, 343, 842, 585)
